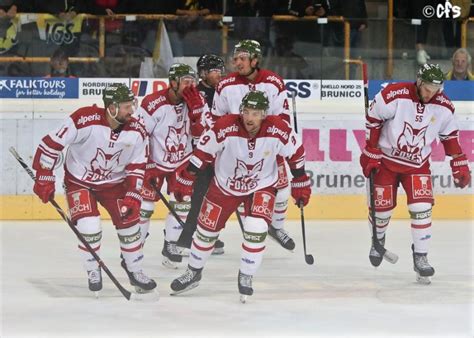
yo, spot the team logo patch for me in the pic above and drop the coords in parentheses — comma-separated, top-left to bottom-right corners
(198, 198, 222, 230)
(84, 148, 122, 182)
(227, 159, 263, 193)
(392, 122, 427, 164)
(251, 191, 275, 221)
(275, 162, 289, 189)
(164, 126, 188, 164)
(412, 175, 433, 199)
(373, 185, 393, 209)
(67, 189, 92, 218)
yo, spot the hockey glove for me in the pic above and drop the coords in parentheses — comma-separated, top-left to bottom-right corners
(360, 145, 383, 178)
(120, 191, 142, 223)
(173, 167, 196, 202)
(450, 154, 471, 188)
(143, 163, 167, 192)
(33, 169, 56, 203)
(182, 86, 205, 118)
(291, 174, 312, 207)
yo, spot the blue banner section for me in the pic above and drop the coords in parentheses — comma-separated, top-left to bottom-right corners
(368, 80, 474, 101)
(0, 77, 79, 99)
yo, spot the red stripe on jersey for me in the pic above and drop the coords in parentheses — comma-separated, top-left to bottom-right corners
(288, 146, 305, 169)
(381, 82, 415, 104)
(192, 240, 214, 251)
(441, 136, 462, 156)
(125, 163, 146, 172)
(242, 244, 265, 253)
(140, 88, 169, 115)
(411, 223, 431, 229)
(43, 135, 64, 151)
(193, 148, 214, 167)
(121, 244, 142, 252)
(79, 245, 101, 252)
(71, 106, 108, 129)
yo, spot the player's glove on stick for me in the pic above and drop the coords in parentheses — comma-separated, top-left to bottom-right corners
(120, 191, 142, 223)
(173, 168, 196, 202)
(360, 145, 383, 178)
(144, 163, 167, 192)
(450, 154, 471, 188)
(33, 169, 55, 203)
(291, 174, 311, 207)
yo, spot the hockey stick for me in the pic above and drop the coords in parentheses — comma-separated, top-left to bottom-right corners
(299, 201, 314, 265)
(291, 91, 314, 265)
(362, 64, 398, 265)
(9, 147, 134, 300)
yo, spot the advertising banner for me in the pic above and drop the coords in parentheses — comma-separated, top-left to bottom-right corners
(0, 77, 78, 99)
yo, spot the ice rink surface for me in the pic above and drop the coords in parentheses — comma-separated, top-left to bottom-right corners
(1, 218, 472, 338)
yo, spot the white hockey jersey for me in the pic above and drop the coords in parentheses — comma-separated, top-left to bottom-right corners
(190, 115, 305, 196)
(368, 82, 459, 171)
(136, 88, 201, 172)
(210, 69, 290, 124)
(35, 105, 147, 189)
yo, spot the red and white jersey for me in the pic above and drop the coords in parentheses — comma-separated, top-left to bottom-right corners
(209, 69, 290, 125)
(136, 88, 197, 172)
(36, 105, 147, 189)
(190, 115, 305, 196)
(368, 82, 459, 171)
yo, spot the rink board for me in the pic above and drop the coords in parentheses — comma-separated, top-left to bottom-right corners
(1, 78, 472, 220)
(0, 193, 472, 220)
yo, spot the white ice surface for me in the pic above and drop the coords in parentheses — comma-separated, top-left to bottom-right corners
(1, 219, 473, 338)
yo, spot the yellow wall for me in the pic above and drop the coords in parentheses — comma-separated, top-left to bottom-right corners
(1, 194, 472, 220)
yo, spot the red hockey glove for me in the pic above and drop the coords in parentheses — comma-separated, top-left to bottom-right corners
(120, 191, 142, 223)
(359, 145, 383, 178)
(143, 163, 167, 192)
(33, 169, 56, 203)
(450, 154, 471, 188)
(173, 167, 196, 202)
(182, 86, 205, 117)
(291, 174, 312, 207)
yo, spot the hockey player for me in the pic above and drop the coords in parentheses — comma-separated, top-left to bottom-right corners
(170, 91, 312, 301)
(177, 54, 226, 254)
(360, 64, 471, 283)
(209, 39, 296, 251)
(136, 63, 207, 269)
(32, 83, 157, 294)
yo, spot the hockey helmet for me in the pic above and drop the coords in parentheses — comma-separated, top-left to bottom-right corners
(233, 40, 262, 61)
(168, 63, 197, 83)
(103, 83, 135, 107)
(197, 54, 225, 76)
(239, 90, 269, 116)
(417, 63, 444, 86)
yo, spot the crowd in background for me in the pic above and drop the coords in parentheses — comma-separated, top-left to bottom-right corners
(0, 0, 473, 79)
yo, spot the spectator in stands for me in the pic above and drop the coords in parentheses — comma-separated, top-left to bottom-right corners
(328, 0, 367, 49)
(224, 0, 274, 55)
(0, 1, 17, 18)
(46, 47, 75, 77)
(287, 0, 328, 17)
(445, 48, 474, 81)
(167, 0, 222, 56)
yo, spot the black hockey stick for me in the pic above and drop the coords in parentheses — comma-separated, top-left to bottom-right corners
(299, 201, 314, 265)
(9, 147, 134, 300)
(362, 64, 398, 265)
(291, 91, 314, 265)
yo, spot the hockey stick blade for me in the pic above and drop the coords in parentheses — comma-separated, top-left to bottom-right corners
(383, 250, 399, 264)
(9, 147, 134, 301)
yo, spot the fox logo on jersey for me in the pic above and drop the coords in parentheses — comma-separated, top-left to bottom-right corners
(84, 148, 122, 182)
(227, 159, 263, 193)
(392, 122, 427, 163)
(163, 126, 188, 164)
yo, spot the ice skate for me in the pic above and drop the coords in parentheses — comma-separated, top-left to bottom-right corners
(120, 259, 157, 293)
(170, 265, 202, 295)
(87, 268, 102, 298)
(412, 244, 435, 284)
(369, 236, 385, 267)
(238, 270, 253, 303)
(268, 225, 295, 251)
(162, 239, 183, 269)
(212, 239, 225, 255)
